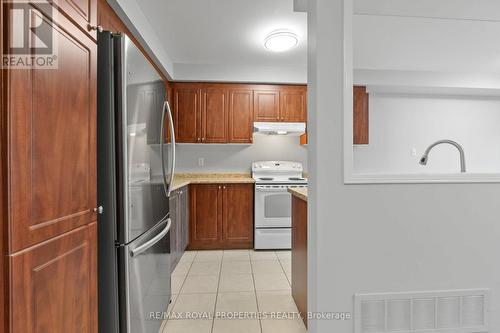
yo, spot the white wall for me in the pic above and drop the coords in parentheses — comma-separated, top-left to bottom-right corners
(150, 135, 307, 175)
(308, 1, 500, 333)
(173, 63, 307, 84)
(354, 93, 500, 174)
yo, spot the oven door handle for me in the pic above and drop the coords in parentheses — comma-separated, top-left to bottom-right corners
(255, 187, 290, 192)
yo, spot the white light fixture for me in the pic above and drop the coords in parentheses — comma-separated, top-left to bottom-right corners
(264, 30, 298, 52)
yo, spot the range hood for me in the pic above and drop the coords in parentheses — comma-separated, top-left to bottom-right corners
(253, 122, 306, 136)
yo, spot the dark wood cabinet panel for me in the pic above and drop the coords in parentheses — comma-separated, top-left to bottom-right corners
(170, 186, 190, 272)
(291, 196, 308, 328)
(280, 87, 307, 122)
(34, 0, 97, 40)
(253, 90, 280, 122)
(189, 183, 254, 250)
(10, 225, 97, 333)
(7, 9, 97, 252)
(201, 88, 228, 143)
(222, 184, 253, 247)
(228, 89, 254, 143)
(174, 88, 200, 143)
(189, 184, 222, 249)
(353, 86, 369, 144)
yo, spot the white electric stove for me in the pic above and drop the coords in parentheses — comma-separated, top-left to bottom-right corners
(252, 161, 307, 249)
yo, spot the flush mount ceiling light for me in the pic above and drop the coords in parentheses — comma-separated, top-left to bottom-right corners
(264, 30, 298, 52)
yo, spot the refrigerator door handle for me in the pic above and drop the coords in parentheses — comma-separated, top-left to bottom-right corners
(130, 218, 171, 257)
(160, 100, 176, 197)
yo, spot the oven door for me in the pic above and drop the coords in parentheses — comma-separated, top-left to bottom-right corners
(255, 185, 292, 228)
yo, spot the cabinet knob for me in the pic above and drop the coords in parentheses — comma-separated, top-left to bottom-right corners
(93, 206, 104, 214)
(88, 24, 103, 32)
(281, 117, 284, 120)
(223, 186, 226, 189)
(202, 138, 205, 141)
(197, 137, 201, 142)
(218, 186, 222, 189)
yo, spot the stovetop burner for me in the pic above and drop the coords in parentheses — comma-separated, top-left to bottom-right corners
(259, 177, 274, 181)
(289, 177, 305, 181)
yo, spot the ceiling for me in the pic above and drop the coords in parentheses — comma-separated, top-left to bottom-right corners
(123, 0, 500, 83)
(136, 0, 307, 81)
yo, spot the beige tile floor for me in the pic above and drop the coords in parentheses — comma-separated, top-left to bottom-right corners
(160, 250, 306, 333)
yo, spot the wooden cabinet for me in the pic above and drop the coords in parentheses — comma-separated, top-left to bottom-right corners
(254, 86, 307, 123)
(254, 90, 280, 121)
(353, 86, 369, 144)
(280, 87, 307, 122)
(7, 6, 97, 253)
(3, 3, 100, 332)
(10, 224, 97, 333)
(222, 184, 254, 245)
(291, 196, 308, 328)
(189, 183, 253, 249)
(35, 0, 98, 41)
(228, 89, 254, 143)
(174, 87, 200, 143)
(201, 88, 228, 143)
(180, 186, 190, 251)
(172, 83, 308, 144)
(189, 184, 222, 248)
(170, 186, 190, 272)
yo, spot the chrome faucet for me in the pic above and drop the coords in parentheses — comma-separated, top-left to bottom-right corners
(419, 139, 466, 173)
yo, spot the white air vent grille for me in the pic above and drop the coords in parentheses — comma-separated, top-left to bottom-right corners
(355, 289, 489, 333)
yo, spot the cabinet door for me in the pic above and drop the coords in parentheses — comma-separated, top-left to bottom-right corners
(180, 186, 189, 252)
(201, 88, 228, 143)
(174, 87, 200, 143)
(169, 191, 179, 272)
(253, 90, 280, 122)
(10, 224, 97, 333)
(228, 89, 254, 143)
(189, 184, 222, 249)
(7, 9, 97, 252)
(353, 86, 369, 144)
(222, 184, 254, 248)
(35, 0, 97, 40)
(280, 87, 307, 122)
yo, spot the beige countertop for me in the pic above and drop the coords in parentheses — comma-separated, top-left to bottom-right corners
(288, 187, 308, 202)
(171, 173, 255, 191)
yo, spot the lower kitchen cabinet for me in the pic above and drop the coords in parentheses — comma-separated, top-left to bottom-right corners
(170, 186, 189, 272)
(9, 224, 97, 333)
(189, 183, 253, 250)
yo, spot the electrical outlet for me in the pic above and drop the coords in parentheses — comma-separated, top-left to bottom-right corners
(411, 148, 417, 157)
(198, 158, 205, 167)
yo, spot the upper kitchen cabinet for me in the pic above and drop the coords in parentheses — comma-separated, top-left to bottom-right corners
(254, 89, 280, 122)
(228, 88, 254, 144)
(201, 87, 228, 143)
(173, 83, 308, 143)
(280, 86, 307, 122)
(174, 86, 201, 143)
(254, 86, 307, 123)
(36, 0, 98, 40)
(353, 86, 369, 145)
(6, 8, 97, 252)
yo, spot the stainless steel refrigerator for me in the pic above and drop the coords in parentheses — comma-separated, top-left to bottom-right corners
(97, 31, 176, 333)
